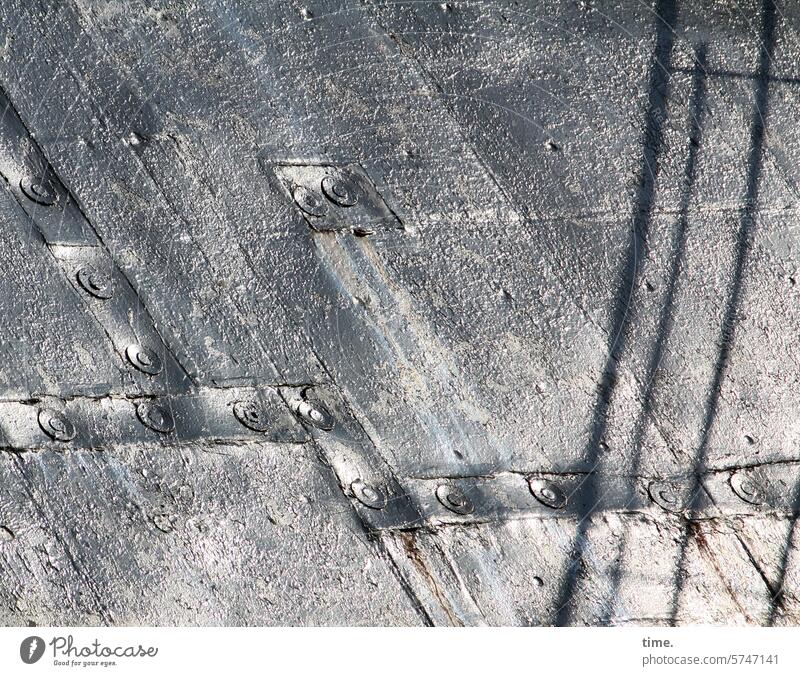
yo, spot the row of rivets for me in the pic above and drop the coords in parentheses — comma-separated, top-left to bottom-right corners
(435, 479, 569, 516)
(75, 265, 164, 376)
(37, 404, 173, 442)
(33, 394, 294, 444)
(346, 476, 571, 516)
(76, 266, 164, 377)
(231, 397, 335, 433)
(42, 397, 323, 441)
(75, 268, 166, 378)
(648, 472, 771, 513)
(293, 172, 359, 218)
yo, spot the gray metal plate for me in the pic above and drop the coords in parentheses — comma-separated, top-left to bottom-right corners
(0, 443, 424, 626)
(0, 0, 799, 627)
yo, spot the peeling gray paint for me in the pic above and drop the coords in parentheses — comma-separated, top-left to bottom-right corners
(0, 0, 799, 625)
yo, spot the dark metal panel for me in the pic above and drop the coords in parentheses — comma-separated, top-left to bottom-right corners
(673, 519, 779, 625)
(274, 162, 403, 234)
(367, 0, 659, 214)
(353, 0, 800, 476)
(364, 0, 659, 339)
(698, 210, 800, 468)
(734, 517, 800, 626)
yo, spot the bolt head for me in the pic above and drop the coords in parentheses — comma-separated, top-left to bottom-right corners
(77, 266, 114, 299)
(20, 176, 58, 206)
(38, 409, 76, 442)
(291, 399, 334, 431)
(730, 471, 768, 506)
(529, 478, 567, 509)
(136, 402, 175, 434)
(233, 400, 271, 432)
(648, 480, 687, 513)
(435, 484, 474, 515)
(126, 345, 163, 375)
(293, 185, 327, 217)
(321, 175, 358, 207)
(351, 479, 387, 510)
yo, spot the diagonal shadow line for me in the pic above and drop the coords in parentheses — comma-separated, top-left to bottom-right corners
(598, 42, 710, 625)
(552, 0, 680, 627)
(764, 477, 800, 625)
(667, 0, 777, 625)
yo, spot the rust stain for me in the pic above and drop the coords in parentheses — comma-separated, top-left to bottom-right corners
(398, 531, 463, 626)
(690, 522, 755, 624)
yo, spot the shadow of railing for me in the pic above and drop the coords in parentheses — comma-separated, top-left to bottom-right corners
(553, 0, 680, 626)
(666, 0, 777, 624)
(598, 41, 709, 624)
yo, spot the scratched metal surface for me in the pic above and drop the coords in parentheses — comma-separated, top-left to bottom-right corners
(1, 0, 800, 625)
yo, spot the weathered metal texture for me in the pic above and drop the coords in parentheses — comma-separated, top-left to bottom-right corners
(1, 0, 800, 626)
(0, 444, 424, 626)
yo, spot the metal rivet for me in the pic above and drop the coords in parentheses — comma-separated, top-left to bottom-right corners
(529, 478, 567, 509)
(351, 479, 387, 510)
(233, 400, 271, 432)
(648, 480, 686, 513)
(126, 345, 163, 375)
(136, 402, 175, 434)
(436, 484, 474, 515)
(321, 175, 358, 207)
(290, 399, 334, 431)
(20, 176, 58, 206)
(37, 408, 76, 442)
(76, 265, 114, 299)
(293, 185, 327, 217)
(730, 471, 768, 506)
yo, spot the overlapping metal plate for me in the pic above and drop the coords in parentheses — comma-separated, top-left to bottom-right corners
(1, 0, 800, 625)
